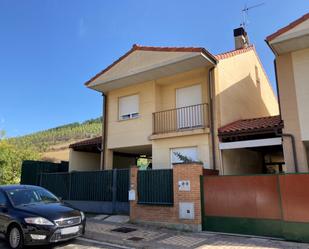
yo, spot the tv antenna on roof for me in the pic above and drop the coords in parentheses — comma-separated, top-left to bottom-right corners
(241, 2, 265, 29)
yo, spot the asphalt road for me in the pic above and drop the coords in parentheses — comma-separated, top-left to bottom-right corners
(0, 237, 130, 249)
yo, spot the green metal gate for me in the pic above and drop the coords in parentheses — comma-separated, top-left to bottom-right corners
(39, 169, 130, 214)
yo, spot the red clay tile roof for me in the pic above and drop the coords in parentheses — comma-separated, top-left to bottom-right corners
(266, 12, 309, 42)
(215, 45, 254, 60)
(218, 115, 283, 136)
(84, 44, 218, 86)
(69, 136, 102, 149)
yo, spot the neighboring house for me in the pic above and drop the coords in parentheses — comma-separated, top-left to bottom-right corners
(69, 27, 279, 174)
(266, 12, 309, 173)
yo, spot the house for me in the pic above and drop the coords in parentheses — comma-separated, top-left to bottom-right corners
(69, 27, 279, 174)
(266, 12, 309, 173)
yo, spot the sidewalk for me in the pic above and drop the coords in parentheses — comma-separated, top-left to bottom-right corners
(84, 216, 309, 249)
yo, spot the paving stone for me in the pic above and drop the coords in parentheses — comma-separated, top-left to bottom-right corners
(159, 235, 206, 247)
(85, 220, 309, 249)
(93, 214, 109, 221)
(104, 215, 130, 223)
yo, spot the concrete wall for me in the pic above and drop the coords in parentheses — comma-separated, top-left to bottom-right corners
(276, 52, 308, 172)
(221, 149, 263, 175)
(69, 149, 101, 171)
(152, 133, 210, 169)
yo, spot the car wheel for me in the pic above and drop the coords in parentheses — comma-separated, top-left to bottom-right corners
(8, 225, 23, 249)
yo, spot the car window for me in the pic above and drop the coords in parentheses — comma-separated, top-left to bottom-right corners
(0, 192, 7, 206)
(7, 188, 59, 206)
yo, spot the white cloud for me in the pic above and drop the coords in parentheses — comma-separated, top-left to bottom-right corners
(78, 17, 87, 37)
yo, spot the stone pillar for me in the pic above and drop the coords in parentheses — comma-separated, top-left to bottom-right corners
(129, 163, 203, 231)
(173, 163, 203, 231)
(129, 166, 138, 220)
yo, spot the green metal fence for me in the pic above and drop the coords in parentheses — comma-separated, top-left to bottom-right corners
(39, 169, 129, 203)
(116, 169, 130, 202)
(137, 169, 173, 205)
(70, 171, 113, 201)
(21, 160, 69, 185)
(40, 172, 70, 200)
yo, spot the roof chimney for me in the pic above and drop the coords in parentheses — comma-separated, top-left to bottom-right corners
(234, 27, 249, 50)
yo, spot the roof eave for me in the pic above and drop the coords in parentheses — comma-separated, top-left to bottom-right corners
(87, 52, 216, 92)
(84, 45, 217, 88)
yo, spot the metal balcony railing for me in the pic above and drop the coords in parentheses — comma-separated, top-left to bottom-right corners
(153, 103, 209, 135)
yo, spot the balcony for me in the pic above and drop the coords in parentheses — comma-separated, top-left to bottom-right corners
(152, 103, 209, 135)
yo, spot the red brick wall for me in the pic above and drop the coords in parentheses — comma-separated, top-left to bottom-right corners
(130, 164, 203, 229)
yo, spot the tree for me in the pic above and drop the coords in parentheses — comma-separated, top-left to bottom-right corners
(0, 130, 5, 140)
(0, 140, 40, 184)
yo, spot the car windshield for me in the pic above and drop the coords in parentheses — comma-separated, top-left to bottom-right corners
(7, 188, 59, 206)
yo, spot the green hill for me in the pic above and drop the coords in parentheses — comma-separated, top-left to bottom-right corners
(8, 117, 102, 152)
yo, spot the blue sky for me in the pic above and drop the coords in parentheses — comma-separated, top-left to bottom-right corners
(0, 0, 308, 137)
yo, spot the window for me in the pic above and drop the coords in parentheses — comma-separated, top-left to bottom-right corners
(7, 188, 59, 206)
(176, 85, 203, 129)
(176, 84, 202, 108)
(119, 94, 139, 120)
(171, 147, 198, 164)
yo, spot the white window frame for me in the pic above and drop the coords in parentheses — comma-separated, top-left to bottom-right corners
(170, 147, 199, 167)
(118, 94, 139, 121)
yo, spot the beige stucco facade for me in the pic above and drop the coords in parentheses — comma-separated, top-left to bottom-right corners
(275, 52, 309, 172)
(214, 49, 279, 174)
(215, 50, 279, 126)
(267, 15, 309, 172)
(152, 133, 211, 169)
(98, 48, 278, 173)
(104, 68, 213, 170)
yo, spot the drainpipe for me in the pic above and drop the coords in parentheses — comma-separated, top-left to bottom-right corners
(275, 130, 298, 173)
(100, 93, 107, 170)
(282, 133, 298, 173)
(274, 59, 282, 119)
(208, 67, 216, 170)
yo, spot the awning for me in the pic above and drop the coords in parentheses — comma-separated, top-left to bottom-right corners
(69, 136, 102, 153)
(219, 137, 282, 150)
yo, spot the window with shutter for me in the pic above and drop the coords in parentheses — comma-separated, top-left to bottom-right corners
(118, 94, 139, 120)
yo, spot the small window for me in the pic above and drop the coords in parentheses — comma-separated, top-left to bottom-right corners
(171, 147, 198, 164)
(119, 94, 139, 120)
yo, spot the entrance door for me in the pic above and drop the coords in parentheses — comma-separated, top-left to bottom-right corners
(176, 84, 203, 129)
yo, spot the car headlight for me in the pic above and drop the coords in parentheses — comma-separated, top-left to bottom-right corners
(24, 217, 54, 226)
(80, 211, 85, 220)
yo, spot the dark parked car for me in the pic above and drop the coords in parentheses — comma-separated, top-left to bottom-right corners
(0, 185, 86, 248)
